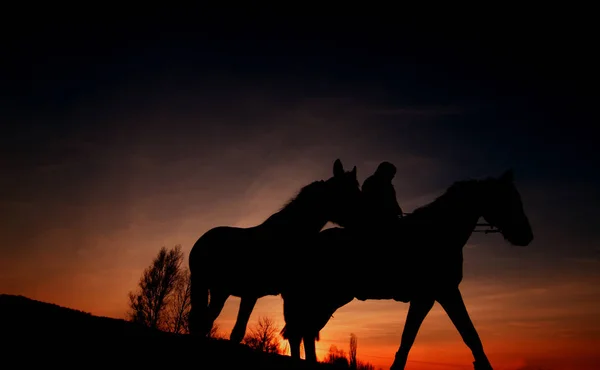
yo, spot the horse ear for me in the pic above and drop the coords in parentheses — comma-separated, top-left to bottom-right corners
(500, 169, 514, 182)
(333, 159, 344, 177)
(351, 166, 357, 178)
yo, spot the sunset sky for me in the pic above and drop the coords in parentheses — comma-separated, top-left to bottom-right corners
(2, 20, 599, 370)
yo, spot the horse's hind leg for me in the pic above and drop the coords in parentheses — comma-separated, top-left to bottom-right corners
(288, 334, 302, 359)
(302, 333, 318, 363)
(189, 276, 229, 338)
(189, 272, 209, 336)
(230, 296, 258, 343)
(203, 290, 229, 335)
(437, 288, 493, 370)
(390, 298, 435, 370)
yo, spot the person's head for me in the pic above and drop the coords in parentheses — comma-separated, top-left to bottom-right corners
(375, 161, 396, 181)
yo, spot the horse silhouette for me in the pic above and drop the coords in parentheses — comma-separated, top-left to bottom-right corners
(280, 169, 534, 370)
(188, 159, 362, 343)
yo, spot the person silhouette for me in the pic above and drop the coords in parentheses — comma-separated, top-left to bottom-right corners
(358, 161, 407, 300)
(362, 161, 404, 230)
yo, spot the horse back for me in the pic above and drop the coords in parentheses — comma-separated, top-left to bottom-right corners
(190, 226, 256, 269)
(189, 224, 302, 277)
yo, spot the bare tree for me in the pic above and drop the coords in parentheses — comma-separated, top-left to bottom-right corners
(127, 245, 184, 330)
(349, 333, 357, 370)
(166, 266, 191, 334)
(242, 316, 283, 354)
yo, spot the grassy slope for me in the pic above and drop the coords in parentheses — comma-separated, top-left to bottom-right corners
(0, 294, 337, 369)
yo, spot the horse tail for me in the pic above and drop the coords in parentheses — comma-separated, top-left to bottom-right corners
(280, 325, 289, 340)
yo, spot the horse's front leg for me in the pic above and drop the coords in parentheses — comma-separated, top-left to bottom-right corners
(230, 296, 258, 343)
(390, 298, 435, 370)
(436, 287, 493, 370)
(288, 334, 302, 359)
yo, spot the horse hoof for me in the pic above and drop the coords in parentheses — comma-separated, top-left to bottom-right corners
(473, 360, 493, 370)
(390, 355, 407, 370)
(230, 332, 244, 344)
(390, 363, 404, 370)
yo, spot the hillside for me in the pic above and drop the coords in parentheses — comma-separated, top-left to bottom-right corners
(0, 294, 337, 369)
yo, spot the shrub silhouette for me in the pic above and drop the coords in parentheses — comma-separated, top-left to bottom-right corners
(325, 345, 349, 368)
(323, 334, 375, 370)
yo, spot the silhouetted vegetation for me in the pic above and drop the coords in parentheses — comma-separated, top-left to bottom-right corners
(243, 316, 284, 354)
(166, 265, 192, 334)
(349, 333, 357, 369)
(127, 245, 191, 332)
(324, 345, 349, 368)
(323, 334, 375, 370)
(208, 322, 226, 339)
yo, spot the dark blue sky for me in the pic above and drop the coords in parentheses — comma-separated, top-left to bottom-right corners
(4, 21, 598, 210)
(4, 21, 597, 175)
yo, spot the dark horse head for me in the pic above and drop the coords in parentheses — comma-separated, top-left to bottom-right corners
(319, 158, 361, 228)
(480, 169, 534, 246)
(271, 158, 361, 232)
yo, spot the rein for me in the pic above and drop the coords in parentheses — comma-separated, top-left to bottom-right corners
(400, 213, 500, 234)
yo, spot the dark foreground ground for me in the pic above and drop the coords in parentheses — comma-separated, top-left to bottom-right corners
(0, 294, 337, 370)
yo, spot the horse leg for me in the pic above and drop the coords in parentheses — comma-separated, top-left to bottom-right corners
(287, 333, 302, 359)
(202, 290, 229, 337)
(302, 333, 318, 363)
(230, 296, 258, 343)
(282, 294, 303, 360)
(189, 272, 209, 336)
(390, 298, 435, 370)
(436, 288, 493, 370)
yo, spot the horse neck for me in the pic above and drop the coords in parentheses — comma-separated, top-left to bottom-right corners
(262, 206, 328, 235)
(260, 183, 329, 235)
(414, 180, 483, 251)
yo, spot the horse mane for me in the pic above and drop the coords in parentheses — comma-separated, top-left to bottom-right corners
(258, 179, 327, 229)
(278, 180, 325, 213)
(410, 179, 480, 216)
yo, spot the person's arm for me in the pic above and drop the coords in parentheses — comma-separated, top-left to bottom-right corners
(391, 187, 403, 217)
